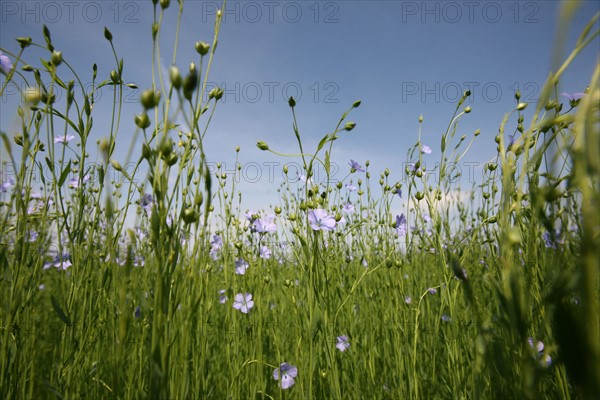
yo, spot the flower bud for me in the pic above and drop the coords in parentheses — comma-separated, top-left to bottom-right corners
(110, 70, 120, 84)
(283, 165, 288, 174)
(195, 41, 210, 56)
(110, 159, 123, 172)
(352, 100, 361, 108)
(474, 129, 480, 137)
(142, 143, 152, 160)
(160, 0, 170, 9)
(104, 27, 113, 42)
(23, 87, 41, 104)
(464, 106, 472, 113)
(415, 191, 424, 200)
(208, 87, 223, 100)
(517, 102, 527, 111)
(183, 70, 198, 101)
(16, 37, 32, 48)
(170, 66, 182, 89)
(256, 141, 269, 151)
(41, 92, 56, 104)
(419, 115, 423, 123)
(514, 90, 521, 101)
(344, 122, 356, 131)
(288, 96, 296, 107)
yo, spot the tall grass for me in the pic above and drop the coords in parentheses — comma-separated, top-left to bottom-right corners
(1, 0, 598, 398)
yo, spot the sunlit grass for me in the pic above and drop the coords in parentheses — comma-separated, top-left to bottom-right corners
(1, 1, 599, 399)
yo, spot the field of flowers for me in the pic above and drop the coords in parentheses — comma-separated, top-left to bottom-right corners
(1, 1, 599, 399)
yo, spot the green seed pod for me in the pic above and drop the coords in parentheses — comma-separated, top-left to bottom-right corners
(336, 182, 343, 189)
(464, 106, 472, 113)
(51, 51, 62, 66)
(159, 137, 173, 157)
(516, 102, 527, 111)
(167, 153, 178, 166)
(182, 207, 199, 224)
(415, 191, 424, 201)
(194, 41, 210, 56)
(141, 89, 160, 109)
(194, 192, 204, 207)
(134, 112, 151, 129)
(288, 96, 296, 107)
(274, 206, 282, 215)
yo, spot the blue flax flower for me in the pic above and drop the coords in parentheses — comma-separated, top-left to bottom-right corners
(560, 92, 585, 107)
(235, 259, 249, 275)
(0, 51, 13, 74)
(348, 159, 365, 172)
(308, 209, 336, 231)
(273, 362, 298, 389)
(394, 214, 407, 236)
(233, 293, 254, 313)
(254, 218, 277, 233)
(336, 335, 350, 352)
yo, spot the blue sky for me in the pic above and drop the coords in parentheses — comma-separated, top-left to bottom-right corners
(1, 0, 599, 220)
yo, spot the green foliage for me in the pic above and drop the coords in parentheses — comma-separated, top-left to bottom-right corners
(1, 1, 598, 399)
